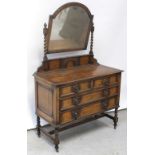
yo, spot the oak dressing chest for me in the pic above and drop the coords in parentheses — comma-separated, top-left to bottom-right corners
(33, 2, 122, 152)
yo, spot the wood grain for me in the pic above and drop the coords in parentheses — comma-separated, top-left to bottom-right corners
(35, 64, 122, 85)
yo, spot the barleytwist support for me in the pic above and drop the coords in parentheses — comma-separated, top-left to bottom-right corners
(54, 129, 60, 152)
(43, 23, 48, 60)
(114, 107, 118, 129)
(89, 16, 94, 64)
(42, 23, 49, 70)
(89, 23, 94, 56)
(37, 116, 41, 137)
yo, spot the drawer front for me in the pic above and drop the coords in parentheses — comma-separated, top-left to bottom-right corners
(79, 102, 102, 118)
(60, 86, 72, 96)
(94, 74, 120, 89)
(60, 111, 73, 124)
(59, 73, 120, 98)
(60, 96, 118, 124)
(60, 91, 104, 110)
(60, 80, 91, 97)
(60, 86, 119, 110)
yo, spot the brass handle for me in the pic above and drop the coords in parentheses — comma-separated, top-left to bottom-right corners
(72, 111, 78, 120)
(103, 89, 109, 96)
(72, 98, 79, 106)
(101, 100, 108, 110)
(103, 79, 109, 87)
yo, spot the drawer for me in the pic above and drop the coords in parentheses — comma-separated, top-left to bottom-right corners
(94, 74, 120, 89)
(60, 91, 103, 110)
(109, 75, 120, 84)
(79, 102, 102, 118)
(60, 86, 119, 110)
(60, 111, 73, 124)
(109, 87, 119, 96)
(59, 74, 120, 97)
(60, 80, 91, 97)
(60, 96, 118, 124)
(80, 97, 118, 118)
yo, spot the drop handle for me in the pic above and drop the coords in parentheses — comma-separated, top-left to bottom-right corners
(103, 78, 109, 87)
(72, 98, 79, 105)
(72, 111, 78, 120)
(101, 100, 108, 109)
(72, 85, 79, 93)
(103, 89, 109, 96)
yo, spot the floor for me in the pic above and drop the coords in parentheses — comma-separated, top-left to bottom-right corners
(27, 110, 127, 155)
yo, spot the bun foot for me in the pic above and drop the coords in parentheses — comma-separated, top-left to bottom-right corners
(114, 107, 118, 130)
(37, 116, 41, 137)
(114, 123, 117, 129)
(55, 144, 59, 152)
(37, 129, 41, 137)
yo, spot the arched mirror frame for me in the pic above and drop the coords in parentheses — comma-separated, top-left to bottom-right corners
(43, 2, 94, 55)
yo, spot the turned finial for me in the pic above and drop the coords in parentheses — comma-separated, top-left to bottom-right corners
(43, 23, 48, 37)
(44, 23, 47, 28)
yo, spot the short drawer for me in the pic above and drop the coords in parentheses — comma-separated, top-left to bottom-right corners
(59, 80, 91, 97)
(60, 96, 118, 124)
(94, 74, 120, 89)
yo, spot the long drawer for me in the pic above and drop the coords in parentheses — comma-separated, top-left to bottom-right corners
(60, 86, 119, 110)
(59, 73, 121, 98)
(60, 96, 119, 124)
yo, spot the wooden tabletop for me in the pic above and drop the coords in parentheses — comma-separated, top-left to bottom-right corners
(34, 64, 122, 85)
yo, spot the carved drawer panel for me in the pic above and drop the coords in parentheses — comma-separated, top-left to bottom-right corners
(60, 96, 118, 124)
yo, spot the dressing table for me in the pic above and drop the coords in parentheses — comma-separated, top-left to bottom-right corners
(33, 2, 122, 152)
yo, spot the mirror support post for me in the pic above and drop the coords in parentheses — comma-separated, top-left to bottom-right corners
(43, 23, 48, 61)
(89, 16, 94, 63)
(42, 23, 49, 71)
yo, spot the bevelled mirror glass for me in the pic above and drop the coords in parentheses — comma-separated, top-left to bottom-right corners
(47, 4, 92, 53)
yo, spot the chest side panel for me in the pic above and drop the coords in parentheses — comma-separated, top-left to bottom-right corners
(37, 84, 53, 116)
(36, 82, 56, 123)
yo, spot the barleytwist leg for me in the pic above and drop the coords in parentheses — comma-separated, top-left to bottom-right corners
(37, 116, 41, 137)
(114, 107, 118, 129)
(54, 129, 59, 152)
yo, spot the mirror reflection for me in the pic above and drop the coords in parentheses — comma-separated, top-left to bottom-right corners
(48, 6, 90, 52)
